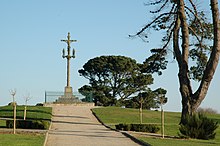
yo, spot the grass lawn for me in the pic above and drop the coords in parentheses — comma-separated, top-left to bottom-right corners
(0, 105, 52, 146)
(0, 120, 5, 128)
(0, 133, 45, 146)
(0, 105, 52, 121)
(92, 107, 220, 146)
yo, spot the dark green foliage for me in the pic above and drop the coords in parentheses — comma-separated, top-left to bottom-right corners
(79, 55, 153, 106)
(6, 120, 13, 128)
(179, 113, 219, 140)
(141, 49, 168, 76)
(78, 85, 94, 102)
(124, 90, 159, 109)
(115, 123, 160, 133)
(32, 120, 50, 129)
(123, 88, 168, 110)
(35, 103, 44, 106)
(6, 120, 50, 130)
(153, 88, 168, 105)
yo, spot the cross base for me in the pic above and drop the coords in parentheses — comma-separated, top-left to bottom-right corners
(55, 86, 81, 103)
(64, 86, 73, 94)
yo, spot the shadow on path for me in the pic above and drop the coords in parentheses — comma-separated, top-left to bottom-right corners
(49, 131, 129, 139)
(52, 120, 101, 126)
(52, 114, 89, 119)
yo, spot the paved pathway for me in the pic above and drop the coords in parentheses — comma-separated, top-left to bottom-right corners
(45, 104, 141, 146)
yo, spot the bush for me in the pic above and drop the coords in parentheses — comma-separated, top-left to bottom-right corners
(6, 120, 50, 130)
(36, 103, 44, 106)
(179, 113, 219, 140)
(115, 123, 160, 133)
(115, 123, 124, 130)
(124, 124, 132, 131)
(8, 102, 17, 106)
(6, 120, 13, 128)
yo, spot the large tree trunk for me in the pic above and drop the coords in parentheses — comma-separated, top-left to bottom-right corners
(174, 0, 220, 124)
(175, 0, 194, 123)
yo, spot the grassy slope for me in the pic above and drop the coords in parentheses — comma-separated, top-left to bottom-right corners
(0, 105, 52, 146)
(0, 133, 45, 146)
(0, 105, 52, 121)
(92, 107, 220, 146)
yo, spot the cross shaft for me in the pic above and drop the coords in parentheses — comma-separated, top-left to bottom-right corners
(61, 32, 77, 88)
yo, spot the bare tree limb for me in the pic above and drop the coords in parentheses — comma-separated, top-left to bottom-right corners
(150, 0, 169, 13)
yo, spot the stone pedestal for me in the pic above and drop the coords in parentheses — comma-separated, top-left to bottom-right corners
(65, 86, 73, 93)
(55, 86, 81, 103)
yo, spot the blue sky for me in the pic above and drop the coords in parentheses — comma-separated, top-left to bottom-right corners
(0, 0, 219, 112)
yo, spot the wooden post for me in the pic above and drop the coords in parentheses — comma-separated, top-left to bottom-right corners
(13, 102, 16, 134)
(24, 106, 27, 120)
(10, 89, 16, 134)
(139, 103, 143, 124)
(161, 105, 164, 138)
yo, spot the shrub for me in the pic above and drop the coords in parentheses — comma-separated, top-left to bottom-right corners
(6, 120, 13, 128)
(124, 124, 132, 131)
(179, 113, 219, 140)
(33, 120, 50, 129)
(36, 103, 44, 106)
(6, 120, 50, 130)
(115, 123, 124, 130)
(8, 102, 17, 106)
(115, 123, 160, 133)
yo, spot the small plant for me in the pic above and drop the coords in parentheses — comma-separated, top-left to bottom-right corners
(115, 123, 160, 133)
(179, 113, 218, 140)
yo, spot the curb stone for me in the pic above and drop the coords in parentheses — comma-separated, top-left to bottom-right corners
(43, 108, 53, 146)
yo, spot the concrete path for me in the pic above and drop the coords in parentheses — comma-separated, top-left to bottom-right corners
(45, 104, 141, 146)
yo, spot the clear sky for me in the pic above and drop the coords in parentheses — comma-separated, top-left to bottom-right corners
(0, 0, 219, 112)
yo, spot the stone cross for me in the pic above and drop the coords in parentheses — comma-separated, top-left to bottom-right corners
(61, 32, 77, 93)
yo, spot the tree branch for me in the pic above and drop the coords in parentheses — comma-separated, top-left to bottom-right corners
(188, 0, 198, 16)
(193, 0, 220, 109)
(145, 0, 164, 6)
(188, 26, 203, 47)
(150, 0, 169, 13)
(130, 12, 175, 36)
(173, 16, 182, 66)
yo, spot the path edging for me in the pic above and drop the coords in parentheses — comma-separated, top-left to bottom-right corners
(43, 108, 53, 146)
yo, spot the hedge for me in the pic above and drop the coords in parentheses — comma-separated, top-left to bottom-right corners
(115, 123, 160, 133)
(6, 120, 50, 130)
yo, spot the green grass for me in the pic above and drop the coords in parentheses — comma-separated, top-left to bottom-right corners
(0, 105, 52, 121)
(0, 105, 52, 146)
(0, 133, 45, 146)
(139, 137, 219, 146)
(92, 107, 220, 146)
(0, 120, 5, 128)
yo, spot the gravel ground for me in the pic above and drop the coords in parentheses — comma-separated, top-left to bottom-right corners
(45, 104, 141, 146)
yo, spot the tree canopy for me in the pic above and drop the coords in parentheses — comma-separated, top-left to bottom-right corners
(125, 88, 168, 110)
(78, 55, 154, 106)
